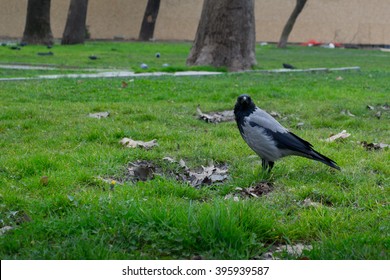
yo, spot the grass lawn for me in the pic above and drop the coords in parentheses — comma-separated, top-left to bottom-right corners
(0, 42, 389, 259)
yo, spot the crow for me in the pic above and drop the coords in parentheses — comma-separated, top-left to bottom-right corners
(234, 94, 340, 172)
(282, 63, 296, 69)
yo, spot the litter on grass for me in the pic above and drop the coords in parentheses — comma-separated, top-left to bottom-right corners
(163, 157, 229, 187)
(0, 226, 13, 236)
(261, 244, 313, 260)
(225, 181, 274, 201)
(100, 158, 229, 187)
(326, 130, 351, 142)
(340, 109, 355, 117)
(361, 141, 389, 150)
(366, 103, 389, 119)
(127, 161, 156, 181)
(88, 112, 110, 119)
(196, 106, 234, 123)
(120, 137, 158, 149)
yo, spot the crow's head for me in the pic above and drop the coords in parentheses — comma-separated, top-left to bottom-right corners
(234, 94, 257, 132)
(234, 94, 256, 114)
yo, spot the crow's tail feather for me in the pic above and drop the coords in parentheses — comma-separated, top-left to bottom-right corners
(310, 150, 341, 170)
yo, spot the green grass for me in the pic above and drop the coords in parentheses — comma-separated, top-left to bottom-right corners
(0, 42, 389, 259)
(2, 41, 390, 76)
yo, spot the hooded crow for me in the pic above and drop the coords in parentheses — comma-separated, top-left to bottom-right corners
(234, 94, 340, 172)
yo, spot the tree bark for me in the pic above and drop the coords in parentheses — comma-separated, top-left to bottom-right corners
(186, 0, 256, 72)
(278, 0, 307, 48)
(138, 0, 161, 41)
(61, 0, 89, 45)
(22, 0, 53, 45)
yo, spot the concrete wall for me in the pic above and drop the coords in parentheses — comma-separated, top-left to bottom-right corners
(1, 0, 390, 45)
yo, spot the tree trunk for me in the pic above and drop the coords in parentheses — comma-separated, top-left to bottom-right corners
(22, 0, 53, 45)
(278, 0, 307, 48)
(61, 0, 89, 45)
(186, 0, 256, 72)
(138, 0, 161, 41)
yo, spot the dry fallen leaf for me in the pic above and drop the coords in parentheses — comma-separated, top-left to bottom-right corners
(275, 244, 313, 256)
(188, 164, 228, 187)
(302, 198, 321, 208)
(225, 181, 273, 200)
(366, 105, 375, 110)
(326, 130, 351, 142)
(100, 158, 229, 187)
(88, 112, 110, 119)
(127, 161, 155, 181)
(269, 111, 282, 118)
(361, 141, 389, 151)
(121, 81, 128, 88)
(163, 158, 228, 187)
(162, 156, 176, 163)
(40, 176, 49, 186)
(120, 137, 158, 149)
(0, 226, 13, 236)
(179, 159, 188, 170)
(260, 243, 312, 260)
(340, 109, 355, 117)
(381, 104, 389, 110)
(197, 106, 234, 123)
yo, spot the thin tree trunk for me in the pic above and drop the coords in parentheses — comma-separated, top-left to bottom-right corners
(278, 0, 307, 48)
(138, 0, 161, 41)
(61, 0, 89, 45)
(22, 0, 53, 45)
(187, 0, 256, 72)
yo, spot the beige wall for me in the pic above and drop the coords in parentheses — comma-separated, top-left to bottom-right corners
(1, 0, 390, 45)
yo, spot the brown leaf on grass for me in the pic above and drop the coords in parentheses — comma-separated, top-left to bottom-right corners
(197, 106, 234, 123)
(7, 210, 32, 224)
(40, 176, 49, 186)
(275, 244, 313, 256)
(120, 137, 158, 149)
(301, 198, 322, 208)
(326, 130, 351, 142)
(121, 81, 128, 88)
(179, 159, 188, 170)
(260, 244, 313, 260)
(188, 164, 228, 187)
(269, 111, 282, 118)
(0, 226, 13, 236)
(101, 158, 229, 187)
(381, 104, 390, 110)
(367, 103, 388, 111)
(163, 158, 228, 187)
(361, 141, 389, 151)
(127, 161, 155, 181)
(88, 112, 110, 119)
(225, 181, 274, 201)
(340, 109, 355, 117)
(162, 156, 176, 163)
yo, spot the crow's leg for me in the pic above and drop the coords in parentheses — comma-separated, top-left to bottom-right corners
(261, 159, 268, 170)
(261, 159, 274, 172)
(268, 161, 274, 172)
